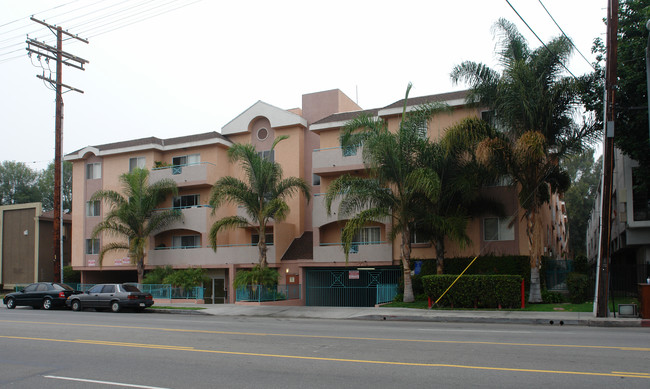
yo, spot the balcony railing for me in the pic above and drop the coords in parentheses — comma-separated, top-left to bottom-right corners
(312, 146, 364, 173)
(314, 241, 392, 262)
(148, 244, 276, 266)
(150, 162, 217, 187)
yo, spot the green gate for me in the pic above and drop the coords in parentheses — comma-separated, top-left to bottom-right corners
(545, 260, 573, 291)
(305, 267, 401, 307)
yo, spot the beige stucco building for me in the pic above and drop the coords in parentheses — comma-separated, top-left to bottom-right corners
(65, 88, 569, 305)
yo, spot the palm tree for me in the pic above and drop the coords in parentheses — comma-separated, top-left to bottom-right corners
(450, 18, 595, 302)
(208, 136, 310, 268)
(325, 84, 446, 303)
(419, 117, 504, 274)
(91, 168, 181, 283)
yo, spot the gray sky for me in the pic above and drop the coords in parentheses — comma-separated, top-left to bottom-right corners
(0, 0, 606, 171)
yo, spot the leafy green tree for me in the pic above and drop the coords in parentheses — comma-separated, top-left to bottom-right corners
(0, 161, 40, 205)
(37, 160, 72, 212)
(451, 19, 596, 302)
(325, 84, 445, 303)
(143, 265, 175, 284)
(208, 136, 310, 269)
(419, 117, 504, 274)
(233, 265, 279, 288)
(562, 150, 602, 257)
(91, 168, 181, 283)
(163, 267, 207, 290)
(581, 0, 650, 190)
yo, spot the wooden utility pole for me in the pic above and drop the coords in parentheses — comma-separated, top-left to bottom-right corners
(596, 0, 618, 317)
(26, 18, 88, 283)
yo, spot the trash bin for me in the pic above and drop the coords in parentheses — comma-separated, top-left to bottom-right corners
(639, 283, 650, 319)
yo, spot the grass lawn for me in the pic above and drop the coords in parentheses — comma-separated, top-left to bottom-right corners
(382, 297, 639, 313)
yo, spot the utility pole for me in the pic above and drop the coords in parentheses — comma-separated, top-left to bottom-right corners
(596, 0, 618, 317)
(26, 17, 88, 283)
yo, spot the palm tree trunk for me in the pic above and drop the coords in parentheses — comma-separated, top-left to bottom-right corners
(137, 259, 144, 284)
(259, 241, 267, 268)
(401, 232, 415, 303)
(435, 239, 445, 275)
(527, 211, 543, 303)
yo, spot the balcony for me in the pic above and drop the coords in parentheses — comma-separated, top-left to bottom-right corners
(312, 146, 365, 175)
(150, 162, 217, 188)
(313, 242, 392, 263)
(313, 194, 342, 228)
(148, 244, 276, 266)
(156, 205, 212, 234)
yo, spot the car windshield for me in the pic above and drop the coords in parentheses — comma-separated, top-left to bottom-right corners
(122, 284, 141, 293)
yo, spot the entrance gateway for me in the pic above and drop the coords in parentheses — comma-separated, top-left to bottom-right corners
(305, 267, 401, 307)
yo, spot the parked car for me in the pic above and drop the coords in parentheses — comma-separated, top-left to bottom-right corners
(66, 283, 154, 312)
(3, 282, 81, 310)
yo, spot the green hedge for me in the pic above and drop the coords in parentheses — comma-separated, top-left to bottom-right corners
(422, 275, 522, 308)
(567, 272, 591, 303)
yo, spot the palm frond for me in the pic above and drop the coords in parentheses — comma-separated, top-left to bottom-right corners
(208, 216, 250, 250)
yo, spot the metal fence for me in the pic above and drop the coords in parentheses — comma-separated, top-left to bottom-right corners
(544, 260, 573, 291)
(235, 284, 301, 302)
(306, 268, 401, 307)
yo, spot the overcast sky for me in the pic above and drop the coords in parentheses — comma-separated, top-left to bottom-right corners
(0, 0, 606, 171)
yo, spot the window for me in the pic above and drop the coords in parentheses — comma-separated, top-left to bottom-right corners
(483, 217, 514, 241)
(252, 233, 274, 246)
(129, 157, 145, 172)
(172, 194, 200, 209)
(257, 150, 274, 163)
(23, 284, 38, 292)
(86, 200, 100, 216)
(88, 284, 103, 293)
(172, 235, 200, 249)
(342, 145, 357, 157)
(257, 128, 269, 141)
(85, 238, 100, 254)
(351, 227, 381, 244)
(410, 225, 428, 244)
(172, 153, 200, 166)
(313, 174, 321, 186)
(101, 285, 115, 293)
(632, 168, 650, 221)
(36, 284, 49, 291)
(86, 163, 101, 179)
(415, 118, 428, 139)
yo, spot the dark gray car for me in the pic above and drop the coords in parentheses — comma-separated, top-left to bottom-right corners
(66, 283, 154, 312)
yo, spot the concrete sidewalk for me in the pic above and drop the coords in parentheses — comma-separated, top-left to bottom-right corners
(151, 303, 649, 327)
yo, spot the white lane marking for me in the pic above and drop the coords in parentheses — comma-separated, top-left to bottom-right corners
(44, 375, 170, 389)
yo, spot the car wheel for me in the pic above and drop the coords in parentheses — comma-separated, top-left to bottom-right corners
(6, 298, 16, 309)
(71, 300, 82, 312)
(110, 301, 121, 313)
(43, 298, 53, 310)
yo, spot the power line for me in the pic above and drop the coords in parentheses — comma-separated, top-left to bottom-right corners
(0, 0, 80, 29)
(538, 0, 596, 71)
(504, 0, 579, 80)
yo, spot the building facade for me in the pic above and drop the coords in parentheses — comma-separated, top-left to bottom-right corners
(65, 88, 569, 305)
(587, 149, 650, 291)
(0, 203, 72, 289)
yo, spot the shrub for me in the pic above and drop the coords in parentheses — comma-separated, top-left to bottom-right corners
(233, 265, 279, 288)
(163, 267, 207, 290)
(63, 266, 80, 284)
(542, 290, 566, 304)
(567, 272, 591, 303)
(143, 265, 175, 284)
(422, 275, 521, 309)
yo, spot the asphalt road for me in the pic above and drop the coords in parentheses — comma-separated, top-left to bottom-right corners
(0, 306, 649, 388)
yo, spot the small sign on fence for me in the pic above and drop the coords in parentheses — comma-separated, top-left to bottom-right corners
(349, 270, 359, 280)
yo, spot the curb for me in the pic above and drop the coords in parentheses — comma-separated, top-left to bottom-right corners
(149, 308, 210, 315)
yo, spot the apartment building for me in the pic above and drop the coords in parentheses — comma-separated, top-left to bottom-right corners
(65, 88, 569, 305)
(587, 149, 650, 291)
(0, 203, 72, 289)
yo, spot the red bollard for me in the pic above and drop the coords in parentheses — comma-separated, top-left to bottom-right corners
(521, 279, 525, 309)
(428, 296, 432, 309)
